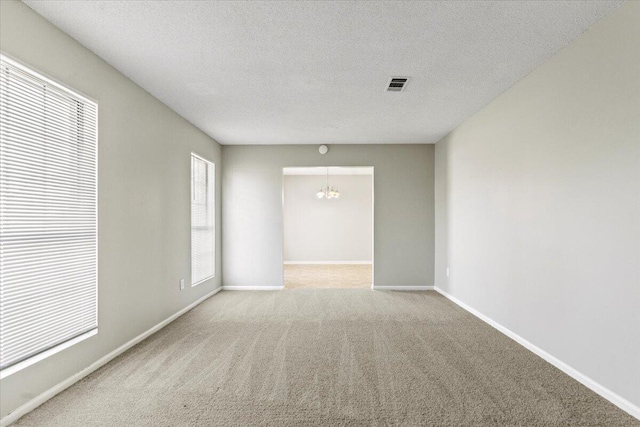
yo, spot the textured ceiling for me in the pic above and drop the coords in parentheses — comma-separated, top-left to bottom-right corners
(24, 1, 622, 145)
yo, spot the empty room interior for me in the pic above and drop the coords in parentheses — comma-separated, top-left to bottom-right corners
(0, 1, 638, 426)
(283, 166, 374, 289)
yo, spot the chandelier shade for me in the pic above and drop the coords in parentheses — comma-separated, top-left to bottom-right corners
(316, 168, 340, 199)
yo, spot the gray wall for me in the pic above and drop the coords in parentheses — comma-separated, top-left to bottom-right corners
(284, 175, 373, 263)
(435, 1, 640, 409)
(0, 0, 222, 418)
(223, 145, 434, 288)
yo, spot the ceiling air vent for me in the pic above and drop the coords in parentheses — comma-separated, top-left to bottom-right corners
(386, 77, 409, 92)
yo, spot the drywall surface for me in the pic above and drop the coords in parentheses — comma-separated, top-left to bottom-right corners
(284, 174, 373, 262)
(223, 144, 434, 287)
(0, 0, 222, 418)
(435, 1, 640, 409)
(23, 1, 623, 145)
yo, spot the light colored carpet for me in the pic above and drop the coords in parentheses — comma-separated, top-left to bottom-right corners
(284, 264, 372, 289)
(15, 290, 638, 426)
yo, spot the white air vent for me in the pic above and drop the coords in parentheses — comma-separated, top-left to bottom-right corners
(386, 77, 409, 92)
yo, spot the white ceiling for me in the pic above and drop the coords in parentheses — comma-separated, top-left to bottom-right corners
(24, 1, 622, 145)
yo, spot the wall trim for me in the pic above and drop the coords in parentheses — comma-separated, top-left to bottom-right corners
(221, 285, 284, 291)
(284, 261, 372, 265)
(0, 287, 222, 427)
(433, 286, 640, 421)
(372, 285, 434, 291)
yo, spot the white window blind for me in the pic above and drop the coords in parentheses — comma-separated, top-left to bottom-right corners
(0, 56, 98, 372)
(191, 154, 214, 285)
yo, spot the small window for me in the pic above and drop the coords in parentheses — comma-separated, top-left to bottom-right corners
(191, 153, 215, 285)
(0, 55, 98, 375)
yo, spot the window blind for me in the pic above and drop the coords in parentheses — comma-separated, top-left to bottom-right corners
(0, 56, 98, 371)
(191, 154, 214, 285)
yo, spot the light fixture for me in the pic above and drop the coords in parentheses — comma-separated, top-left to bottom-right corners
(316, 168, 340, 199)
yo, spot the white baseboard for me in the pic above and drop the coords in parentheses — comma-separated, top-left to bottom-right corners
(221, 285, 284, 291)
(284, 261, 372, 265)
(372, 285, 434, 291)
(433, 286, 640, 421)
(0, 287, 222, 427)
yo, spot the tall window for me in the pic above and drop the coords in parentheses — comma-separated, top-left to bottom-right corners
(191, 153, 215, 285)
(0, 56, 98, 375)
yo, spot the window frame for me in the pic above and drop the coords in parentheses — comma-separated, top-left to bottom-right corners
(190, 152, 215, 286)
(0, 53, 99, 379)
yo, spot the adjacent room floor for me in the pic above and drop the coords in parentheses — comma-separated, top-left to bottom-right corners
(15, 290, 637, 426)
(284, 264, 372, 289)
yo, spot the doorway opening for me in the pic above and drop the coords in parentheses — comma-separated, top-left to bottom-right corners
(282, 167, 374, 289)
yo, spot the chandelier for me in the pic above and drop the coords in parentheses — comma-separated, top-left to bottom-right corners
(316, 168, 340, 199)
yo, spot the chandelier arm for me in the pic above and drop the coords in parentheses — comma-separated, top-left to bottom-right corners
(316, 167, 339, 199)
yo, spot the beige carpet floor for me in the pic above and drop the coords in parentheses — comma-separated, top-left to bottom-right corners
(284, 264, 372, 289)
(15, 290, 638, 426)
